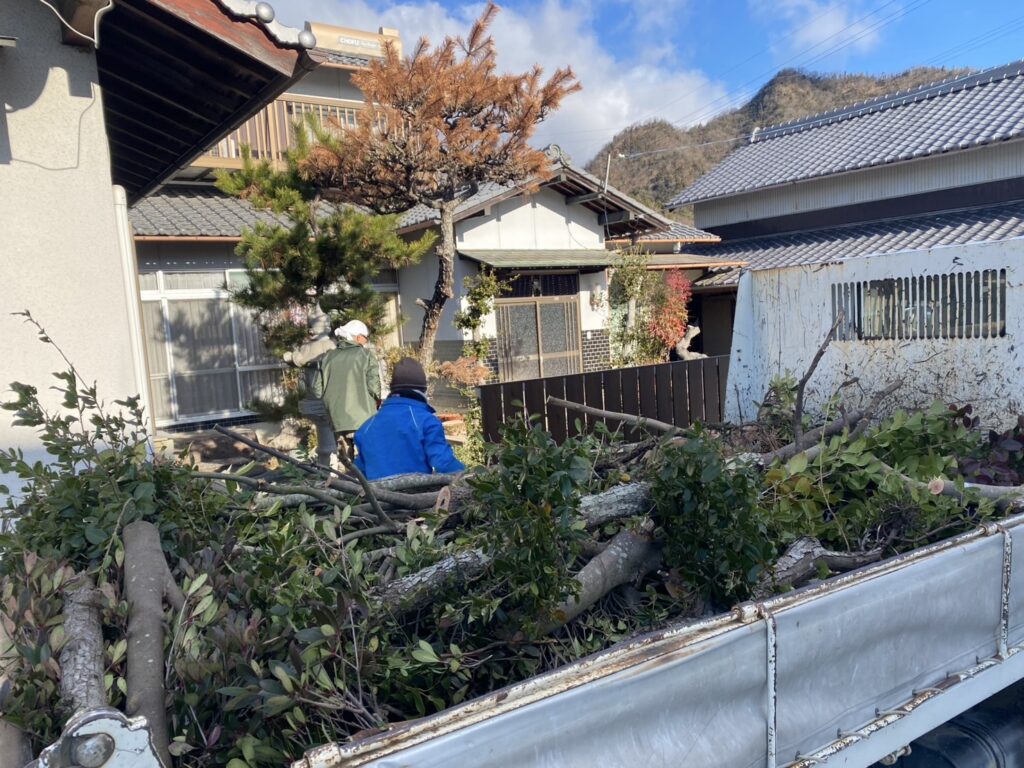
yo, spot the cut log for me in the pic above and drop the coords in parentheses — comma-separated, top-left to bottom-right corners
(758, 536, 883, 596)
(579, 482, 652, 529)
(59, 575, 106, 714)
(538, 526, 661, 635)
(374, 550, 492, 614)
(124, 521, 185, 768)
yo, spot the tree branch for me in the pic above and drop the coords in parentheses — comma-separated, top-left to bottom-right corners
(125, 521, 184, 768)
(214, 425, 352, 482)
(374, 550, 493, 613)
(538, 525, 661, 635)
(59, 575, 106, 714)
(792, 311, 843, 445)
(333, 453, 399, 530)
(546, 396, 683, 436)
(757, 536, 882, 596)
(191, 471, 357, 512)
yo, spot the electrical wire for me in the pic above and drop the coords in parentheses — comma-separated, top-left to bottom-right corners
(669, 0, 936, 131)
(34, 0, 113, 47)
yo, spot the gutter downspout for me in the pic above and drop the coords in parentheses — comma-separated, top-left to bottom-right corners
(113, 185, 156, 442)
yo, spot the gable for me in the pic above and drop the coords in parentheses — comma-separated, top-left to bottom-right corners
(456, 187, 604, 250)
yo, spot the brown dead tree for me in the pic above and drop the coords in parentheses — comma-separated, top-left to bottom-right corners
(298, 2, 580, 364)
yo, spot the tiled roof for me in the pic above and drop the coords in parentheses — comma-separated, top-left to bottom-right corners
(398, 182, 512, 229)
(130, 187, 290, 237)
(669, 61, 1024, 207)
(398, 154, 672, 232)
(689, 200, 1024, 287)
(320, 50, 373, 68)
(609, 221, 719, 243)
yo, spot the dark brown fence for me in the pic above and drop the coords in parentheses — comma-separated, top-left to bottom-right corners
(479, 356, 730, 443)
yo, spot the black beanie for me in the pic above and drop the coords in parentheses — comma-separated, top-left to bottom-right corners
(391, 357, 428, 391)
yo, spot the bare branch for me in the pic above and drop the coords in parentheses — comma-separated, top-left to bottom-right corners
(792, 310, 844, 445)
(546, 396, 683, 436)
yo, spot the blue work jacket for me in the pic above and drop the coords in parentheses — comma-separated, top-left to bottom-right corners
(354, 393, 465, 480)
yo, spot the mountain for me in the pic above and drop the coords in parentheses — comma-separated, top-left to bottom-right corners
(584, 66, 970, 218)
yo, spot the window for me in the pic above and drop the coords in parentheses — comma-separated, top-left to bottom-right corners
(503, 271, 579, 298)
(831, 269, 1007, 341)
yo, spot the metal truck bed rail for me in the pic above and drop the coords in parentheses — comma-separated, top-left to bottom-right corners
(295, 510, 1024, 768)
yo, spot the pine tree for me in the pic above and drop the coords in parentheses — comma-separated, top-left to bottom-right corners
(216, 145, 434, 355)
(297, 2, 581, 365)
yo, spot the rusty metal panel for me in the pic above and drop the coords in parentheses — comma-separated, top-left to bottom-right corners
(1008, 525, 1024, 647)
(303, 622, 769, 768)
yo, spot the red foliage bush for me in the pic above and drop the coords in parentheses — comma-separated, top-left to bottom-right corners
(647, 270, 693, 349)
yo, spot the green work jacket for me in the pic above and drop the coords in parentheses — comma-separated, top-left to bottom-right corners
(310, 341, 381, 433)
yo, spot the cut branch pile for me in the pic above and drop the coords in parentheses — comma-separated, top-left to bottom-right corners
(5, 323, 1024, 768)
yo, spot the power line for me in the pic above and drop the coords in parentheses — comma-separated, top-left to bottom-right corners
(672, 0, 935, 130)
(624, 0, 908, 130)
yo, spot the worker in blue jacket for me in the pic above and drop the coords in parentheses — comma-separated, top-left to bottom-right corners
(354, 357, 465, 480)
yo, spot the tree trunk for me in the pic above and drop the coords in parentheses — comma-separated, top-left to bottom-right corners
(417, 203, 457, 366)
(538, 527, 661, 635)
(124, 521, 185, 768)
(60, 576, 106, 714)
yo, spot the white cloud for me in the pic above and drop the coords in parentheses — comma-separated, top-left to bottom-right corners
(751, 0, 886, 64)
(272, 0, 728, 165)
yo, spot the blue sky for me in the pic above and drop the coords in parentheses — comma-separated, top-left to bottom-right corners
(276, 0, 1022, 163)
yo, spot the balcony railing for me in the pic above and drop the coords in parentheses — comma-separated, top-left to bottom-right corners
(196, 95, 361, 169)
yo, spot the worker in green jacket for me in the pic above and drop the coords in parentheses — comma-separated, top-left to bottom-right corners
(310, 320, 381, 457)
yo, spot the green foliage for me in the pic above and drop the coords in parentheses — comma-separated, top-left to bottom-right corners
(651, 435, 773, 605)
(453, 268, 511, 335)
(216, 142, 434, 355)
(464, 419, 591, 630)
(763, 401, 992, 553)
(608, 249, 665, 366)
(756, 374, 799, 444)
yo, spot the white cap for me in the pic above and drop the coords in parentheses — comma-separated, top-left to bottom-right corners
(334, 319, 370, 341)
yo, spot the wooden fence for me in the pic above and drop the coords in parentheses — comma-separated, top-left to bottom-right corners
(479, 356, 730, 443)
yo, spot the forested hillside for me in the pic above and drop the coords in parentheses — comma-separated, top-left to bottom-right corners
(585, 66, 969, 217)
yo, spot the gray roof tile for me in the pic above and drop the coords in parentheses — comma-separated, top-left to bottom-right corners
(670, 61, 1024, 207)
(689, 201, 1024, 287)
(130, 187, 289, 237)
(611, 221, 719, 243)
(397, 158, 671, 231)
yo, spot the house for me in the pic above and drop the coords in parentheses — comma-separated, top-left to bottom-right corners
(131, 132, 696, 425)
(0, 0, 318, 493)
(394, 145, 684, 388)
(667, 61, 1024, 426)
(604, 222, 746, 356)
(128, 23, 403, 430)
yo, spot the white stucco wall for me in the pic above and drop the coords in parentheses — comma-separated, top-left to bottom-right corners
(579, 271, 610, 332)
(725, 239, 1024, 428)
(397, 249, 480, 345)
(398, 190, 613, 349)
(0, 1, 144, 498)
(457, 187, 603, 250)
